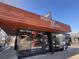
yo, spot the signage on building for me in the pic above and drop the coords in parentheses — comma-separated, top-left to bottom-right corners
(51, 20, 64, 31)
(52, 20, 60, 28)
(41, 16, 51, 22)
(19, 29, 32, 33)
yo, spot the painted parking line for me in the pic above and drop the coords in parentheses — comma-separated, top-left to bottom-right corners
(0, 47, 10, 55)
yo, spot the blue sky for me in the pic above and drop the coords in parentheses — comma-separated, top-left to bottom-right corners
(1, 0, 79, 32)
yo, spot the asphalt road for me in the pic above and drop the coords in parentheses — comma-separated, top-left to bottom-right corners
(23, 46, 79, 59)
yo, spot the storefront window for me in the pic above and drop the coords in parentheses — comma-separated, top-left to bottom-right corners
(15, 30, 49, 57)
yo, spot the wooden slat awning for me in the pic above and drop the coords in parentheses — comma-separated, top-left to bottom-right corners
(0, 3, 71, 35)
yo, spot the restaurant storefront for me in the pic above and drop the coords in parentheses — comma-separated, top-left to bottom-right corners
(0, 3, 71, 58)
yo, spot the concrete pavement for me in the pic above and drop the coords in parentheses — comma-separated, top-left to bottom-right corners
(23, 46, 79, 59)
(0, 47, 17, 59)
(0, 46, 79, 59)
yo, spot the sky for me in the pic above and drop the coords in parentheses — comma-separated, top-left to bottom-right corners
(0, 0, 79, 32)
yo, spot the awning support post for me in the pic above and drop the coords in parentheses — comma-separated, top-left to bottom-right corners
(45, 32, 54, 53)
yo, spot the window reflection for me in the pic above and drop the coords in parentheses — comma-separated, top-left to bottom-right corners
(16, 30, 49, 57)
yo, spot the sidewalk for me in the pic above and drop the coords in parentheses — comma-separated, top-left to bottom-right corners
(0, 46, 79, 59)
(68, 54, 79, 59)
(0, 47, 6, 52)
(0, 47, 17, 59)
(23, 46, 79, 59)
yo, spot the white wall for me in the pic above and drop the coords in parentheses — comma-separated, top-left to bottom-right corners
(0, 31, 3, 40)
(0, 28, 7, 40)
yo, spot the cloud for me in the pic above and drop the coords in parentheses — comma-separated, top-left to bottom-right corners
(0, 0, 22, 6)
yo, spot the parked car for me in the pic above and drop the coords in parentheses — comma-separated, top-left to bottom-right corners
(52, 34, 68, 51)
